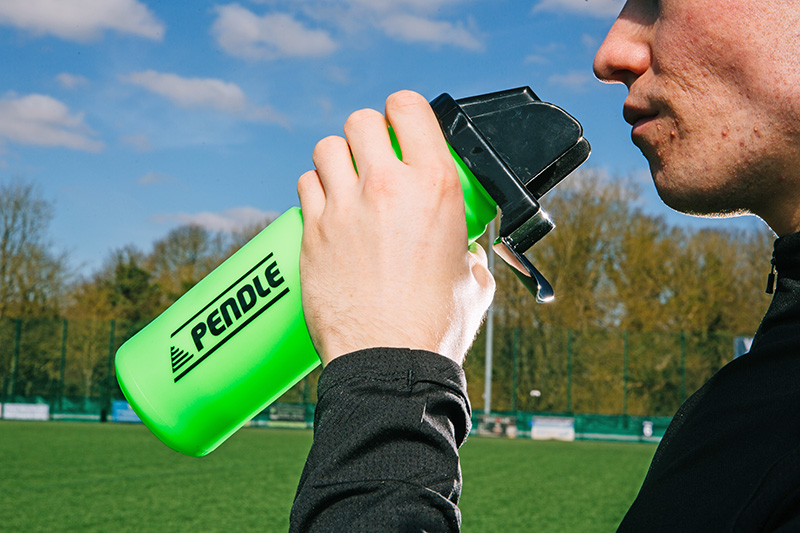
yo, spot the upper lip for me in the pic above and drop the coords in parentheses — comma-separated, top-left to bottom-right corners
(623, 103, 658, 127)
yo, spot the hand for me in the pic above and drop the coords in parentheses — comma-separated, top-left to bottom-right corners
(297, 90, 495, 366)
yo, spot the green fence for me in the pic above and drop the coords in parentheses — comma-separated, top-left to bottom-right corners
(464, 325, 736, 418)
(0, 317, 321, 418)
(0, 317, 740, 422)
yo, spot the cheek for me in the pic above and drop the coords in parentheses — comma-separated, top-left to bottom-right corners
(663, 8, 793, 120)
(655, 5, 754, 94)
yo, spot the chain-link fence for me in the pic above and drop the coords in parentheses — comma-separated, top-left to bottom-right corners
(0, 317, 322, 419)
(464, 325, 738, 417)
(1, 317, 742, 420)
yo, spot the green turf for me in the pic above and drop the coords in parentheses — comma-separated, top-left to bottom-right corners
(0, 421, 655, 532)
(459, 438, 655, 532)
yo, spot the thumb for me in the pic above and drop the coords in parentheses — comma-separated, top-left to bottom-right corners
(468, 243, 496, 297)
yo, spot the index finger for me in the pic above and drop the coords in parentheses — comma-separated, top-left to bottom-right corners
(384, 90, 451, 169)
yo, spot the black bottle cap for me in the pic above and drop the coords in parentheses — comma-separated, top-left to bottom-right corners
(431, 87, 590, 302)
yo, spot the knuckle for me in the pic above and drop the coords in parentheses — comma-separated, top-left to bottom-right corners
(364, 168, 398, 197)
(430, 158, 457, 180)
(427, 160, 462, 197)
(483, 270, 497, 294)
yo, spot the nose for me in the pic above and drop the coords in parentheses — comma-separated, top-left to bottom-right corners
(593, 6, 652, 88)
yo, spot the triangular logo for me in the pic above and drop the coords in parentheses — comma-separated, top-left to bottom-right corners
(170, 345, 194, 373)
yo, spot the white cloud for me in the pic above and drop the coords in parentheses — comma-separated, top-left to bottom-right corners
(212, 2, 484, 58)
(548, 71, 594, 91)
(532, 0, 624, 18)
(122, 71, 247, 112)
(325, 65, 350, 85)
(252, 0, 470, 8)
(56, 73, 90, 90)
(348, 0, 473, 13)
(0, 93, 104, 152)
(120, 70, 286, 124)
(0, 0, 165, 42)
(122, 133, 154, 152)
(525, 54, 549, 65)
(581, 33, 599, 51)
(524, 42, 564, 65)
(212, 5, 338, 60)
(154, 206, 280, 233)
(378, 14, 483, 50)
(137, 171, 174, 185)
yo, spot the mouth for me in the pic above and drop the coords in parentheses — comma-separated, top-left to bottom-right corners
(623, 103, 658, 130)
(622, 102, 663, 159)
(622, 99, 659, 132)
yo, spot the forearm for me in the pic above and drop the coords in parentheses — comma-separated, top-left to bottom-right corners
(290, 348, 472, 533)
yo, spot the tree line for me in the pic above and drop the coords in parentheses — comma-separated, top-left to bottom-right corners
(0, 180, 274, 325)
(0, 172, 775, 413)
(465, 170, 773, 414)
(0, 179, 274, 399)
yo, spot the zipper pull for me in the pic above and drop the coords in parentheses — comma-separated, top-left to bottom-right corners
(766, 257, 776, 294)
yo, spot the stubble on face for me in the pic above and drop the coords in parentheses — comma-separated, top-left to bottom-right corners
(624, 0, 800, 231)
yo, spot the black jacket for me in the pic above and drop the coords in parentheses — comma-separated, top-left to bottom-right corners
(291, 232, 800, 532)
(290, 348, 469, 532)
(620, 231, 800, 531)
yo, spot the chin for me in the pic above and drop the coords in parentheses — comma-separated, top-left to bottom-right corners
(652, 174, 749, 219)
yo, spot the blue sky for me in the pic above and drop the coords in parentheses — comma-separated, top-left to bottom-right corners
(0, 0, 763, 276)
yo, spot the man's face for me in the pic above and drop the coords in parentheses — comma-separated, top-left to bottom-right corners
(593, 0, 800, 233)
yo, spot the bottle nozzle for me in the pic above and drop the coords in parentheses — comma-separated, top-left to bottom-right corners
(431, 87, 590, 302)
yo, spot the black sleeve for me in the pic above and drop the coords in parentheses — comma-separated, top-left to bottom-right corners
(289, 348, 472, 533)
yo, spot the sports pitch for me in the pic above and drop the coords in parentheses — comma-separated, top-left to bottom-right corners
(0, 421, 655, 532)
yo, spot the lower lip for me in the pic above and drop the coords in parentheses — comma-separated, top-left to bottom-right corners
(631, 116, 658, 137)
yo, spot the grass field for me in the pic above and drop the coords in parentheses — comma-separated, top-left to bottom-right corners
(0, 421, 656, 532)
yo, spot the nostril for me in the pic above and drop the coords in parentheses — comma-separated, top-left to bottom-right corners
(593, 46, 617, 84)
(592, 16, 652, 86)
(593, 32, 622, 83)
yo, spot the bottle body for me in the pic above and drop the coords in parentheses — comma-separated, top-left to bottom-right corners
(116, 208, 318, 456)
(115, 147, 497, 457)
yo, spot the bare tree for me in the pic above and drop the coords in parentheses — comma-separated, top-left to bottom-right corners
(471, 168, 774, 414)
(227, 214, 279, 255)
(147, 225, 228, 305)
(0, 179, 67, 318)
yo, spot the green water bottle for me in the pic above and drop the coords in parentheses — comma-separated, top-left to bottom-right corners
(115, 87, 590, 456)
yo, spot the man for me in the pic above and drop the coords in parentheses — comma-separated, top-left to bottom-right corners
(591, 1, 800, 530)
(291, 0, 800, 530)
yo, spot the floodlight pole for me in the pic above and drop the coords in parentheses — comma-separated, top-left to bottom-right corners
(484, 216, 496, 415)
